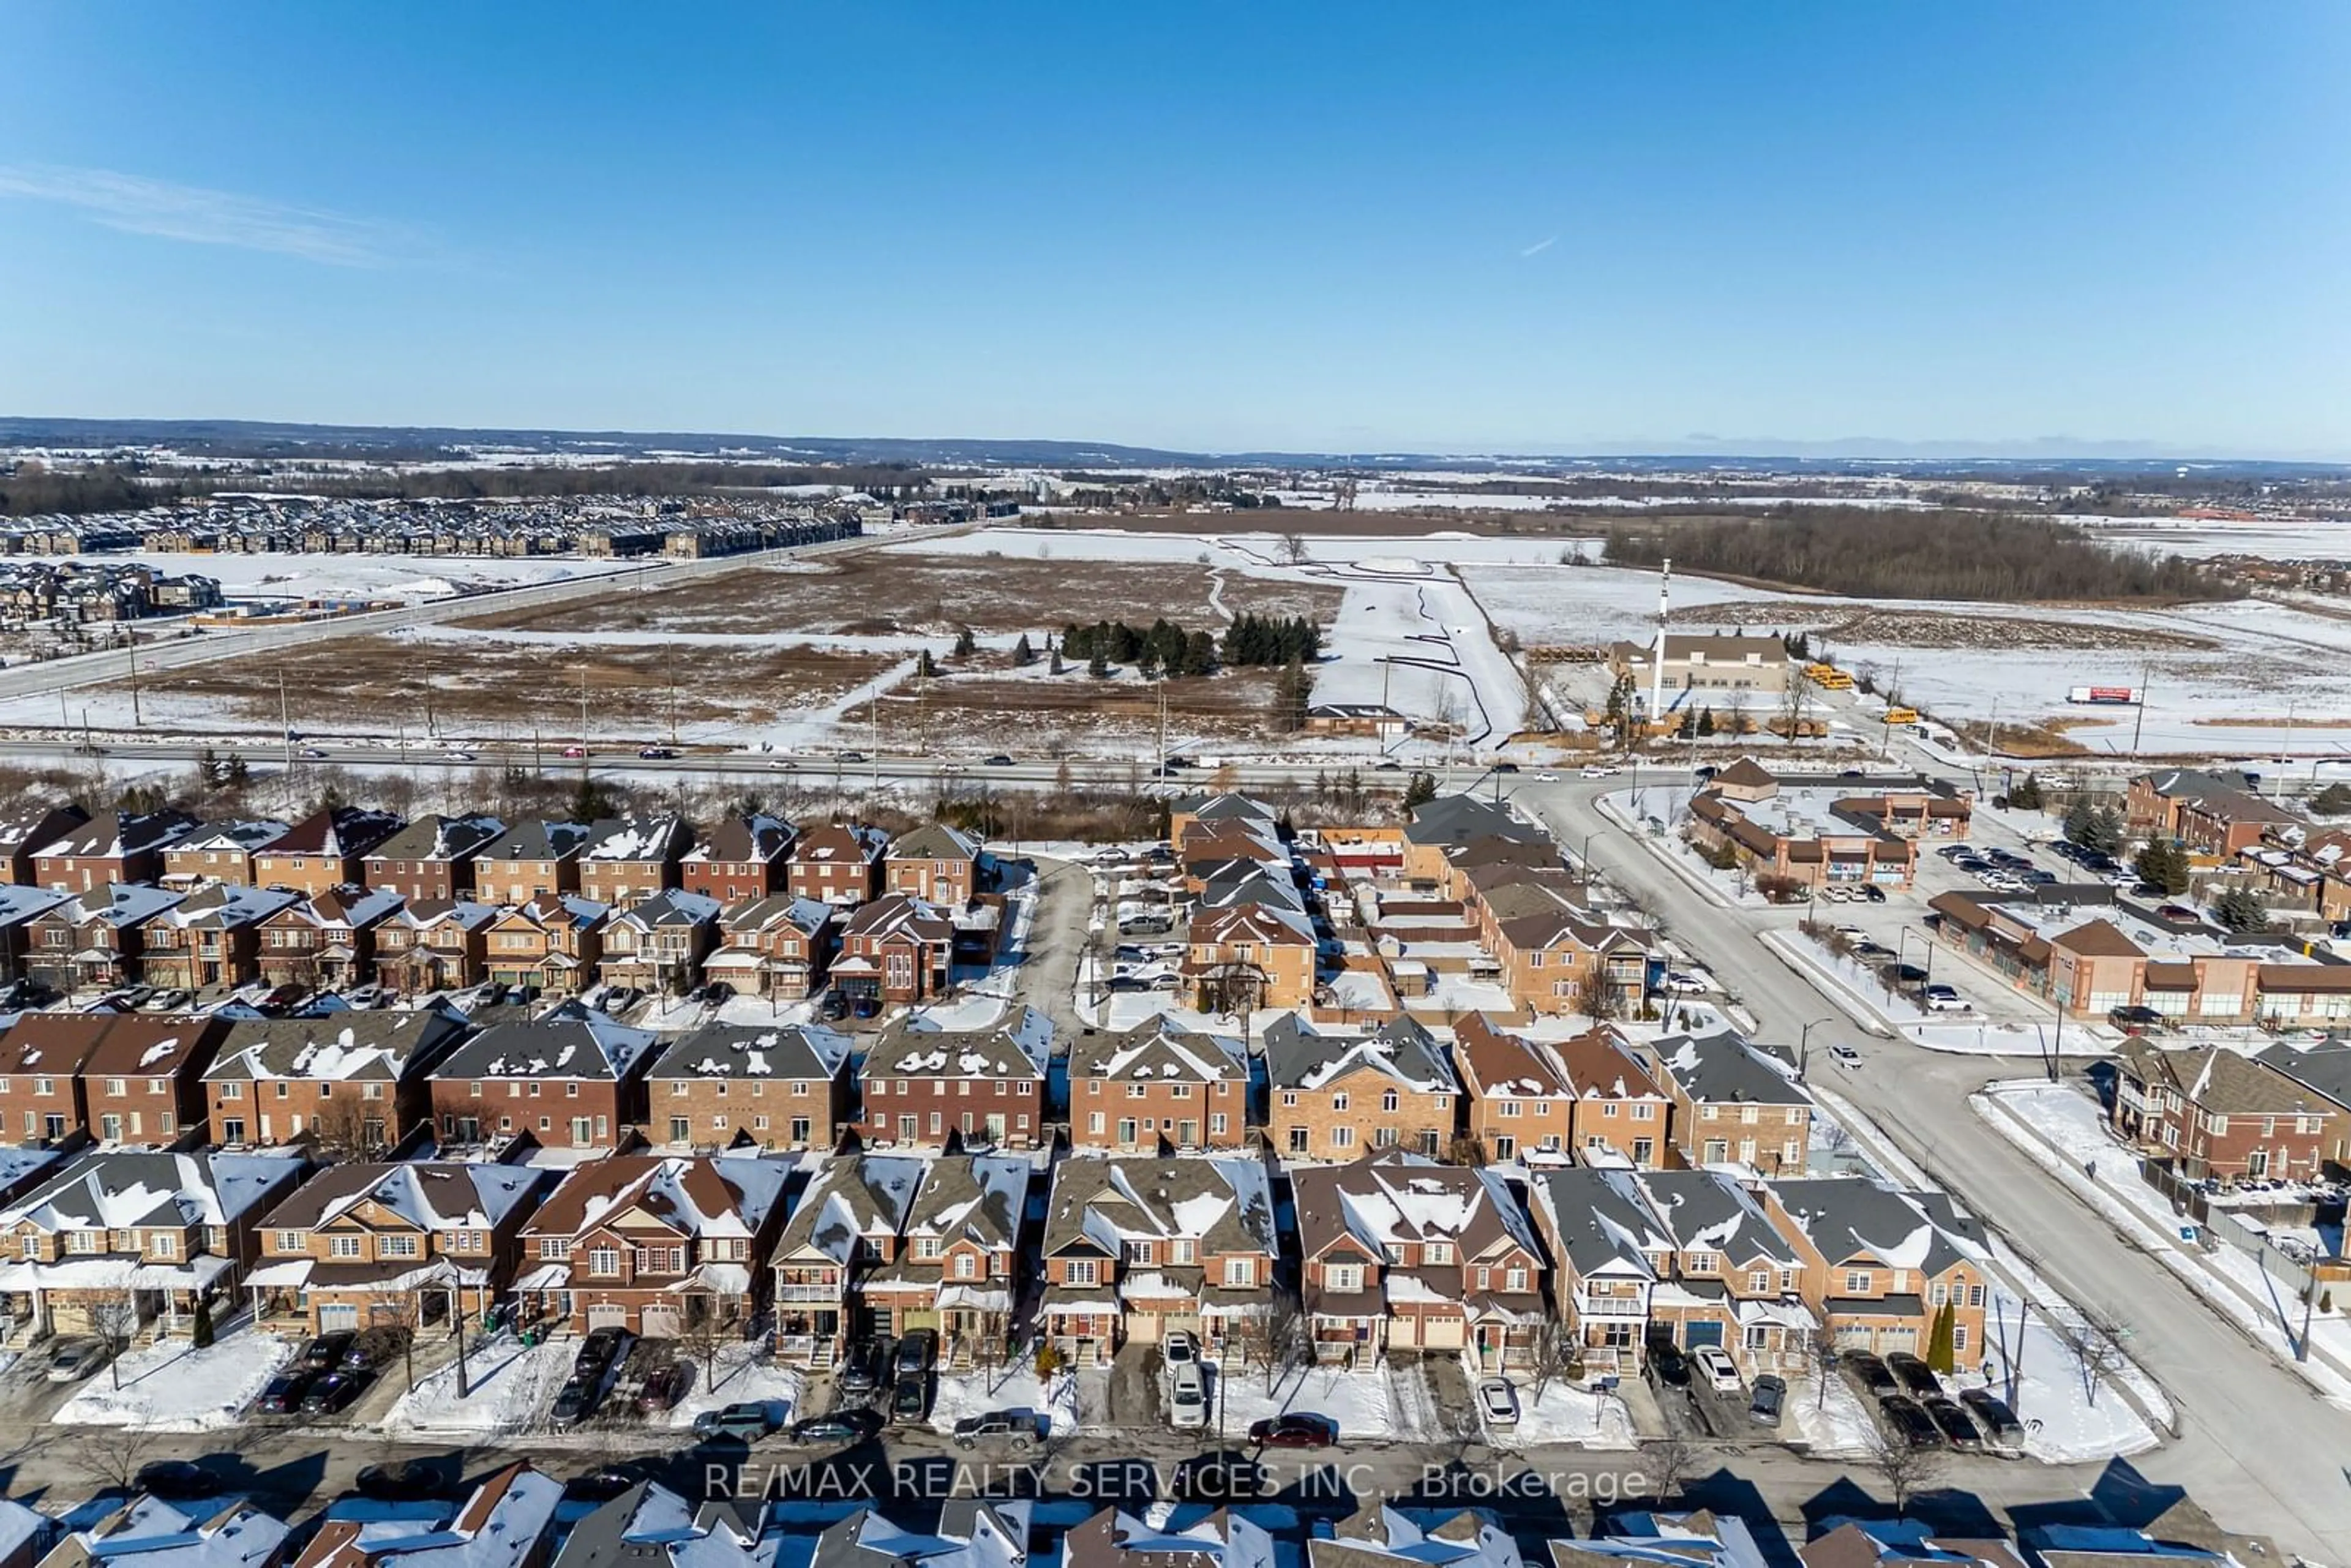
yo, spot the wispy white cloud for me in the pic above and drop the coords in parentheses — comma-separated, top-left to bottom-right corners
(1518, 234, 1558, 258)
(0, 162, 417, 266)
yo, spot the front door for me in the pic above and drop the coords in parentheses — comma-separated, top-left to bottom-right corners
(571, 1117, 593, 1146)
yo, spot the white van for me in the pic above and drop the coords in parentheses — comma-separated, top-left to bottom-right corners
(1169, 1362, 1208, 1429)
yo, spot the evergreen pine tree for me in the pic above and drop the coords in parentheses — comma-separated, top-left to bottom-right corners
(1926, 1300, 1956, 1374)
(953, 628, 977, 658)
(1087, 647, 1109, 680)
(192, 1295, 216, 1348)
(1011, 634, 1035, 667)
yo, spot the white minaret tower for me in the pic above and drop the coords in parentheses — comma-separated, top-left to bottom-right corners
(1649, 556, 1671, 730)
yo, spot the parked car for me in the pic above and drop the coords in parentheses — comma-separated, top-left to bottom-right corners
(1858, 884, 1888, 902)
(1922, 984, 1970, 1012)
(1959, 1389, 2026, 1455)
(1248, 1412, 1337, 1448)
(299, 1370, 374, 1414)
(134, 1460, 220, 1501)
(1648, 1340, 1692, 1387)
(1162, 1330, 1199, 1370)
(574, 1326, 633, 1379)
(1692, 1345, 1742, 1393)
(342, 1327, 411, 1371)
(839, 1336, 891, 1394)
(1660, 971, 1709, 996)
(636, 1362, 691, 1412)
(1476, 1378, 1520, 1428)
(894, 1329, 937, 1378)
(46, 1338, 113, 1382)
(1169, 1362, 1208, 1429)
(953, 1411, 1038, 1449)
(786, 1408, 883, 1444)
(1843, 1351, 1898, 1397)
(354, 1460, 453, 1501)
(1886, 1351, 1941, 1398)
(301, 1331, 358, 1371)
(253, 1369, 318, 1414)
(146, 988, 193, 1011)
(1924, 1395, 1983, 1449)
(1747, 1374, 1787, 1428)
(1879, 1394, 1943, 1447)
(889, 1375, 932, 1424)
(694, 1401, 780, 1442)
(550, 1375, 602, 1430)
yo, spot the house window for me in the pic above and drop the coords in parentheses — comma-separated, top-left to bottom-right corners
(1066, 1259, 1097, 1286)
(1331, 1126, 1355, 1149)
(68, 1230, 100, 1254)
(1498, 1100, 1523, 1119)
(1172, 1239, 1196, 1264)
(954, 1253, 977, 1280)
(1425, 1241, 1451, 1264)
(151, 1232, 176, 1259)
(1224, 1258, 1256, 1287)
(273, 1230, 301, 1252)
(1332, 1093, 1349, 1111)
(1281, 1092, 1297, 1107)
(1749, 1270, 1771, 1292)
(916, 1237, 943, 1260)
(1845, 1269, 1870, 1294)
(381, 1234, 419, 1258)
(1126, 1240, 1154, 1265)
(1210, 1113, 1227, 1136)
(1686, 1252, 1717, 1274)
(539, 1238, 571, 1260)
(329, 1235, 364, 1259)
(219, 1082, 243, 1101)
(1326, 1263, 1362, 1292)
(589, 1247, 621, 1277)
(1381, 1089, 1398, 1112)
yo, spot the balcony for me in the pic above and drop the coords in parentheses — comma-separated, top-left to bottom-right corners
(774, 1278, 844, 1302)
(1574, 1294, 1648, 1319)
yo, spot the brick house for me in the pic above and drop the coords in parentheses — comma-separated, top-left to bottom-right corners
(700, 895, 834, 1002)
(1551, 1027, 1672, 1167)
(516, 1153, 793, 1335)
(644, 1021, 852, 1152)
(295, 1464, 558, 1568)
(861, 1008, 1051, 1152)
(596, 890, 722, 995)
(1529, 1166, 1667, 1376)
(425, 1013, 660, 1149)
(1265, 1015, 1459, 1162)
(246, 1160, 552, 1330)
(253, 887, 405, 989)
(1400, 795, 1542, 888)
(1456, 1012, 1578, 1166)
(1293, 1149, 1543, 1367)
(885, 824, 982, 908)
(77, 1013, 231, 1146)
(0, 1015, 113, 1143)
(1477, 880, 1653, 1018)
(471, 822, 591, 906)
(31, 809, 197, 894)
(578, 816, 693, 907)
(832, 893, 955, 1007)
(1039, 1155, 1277, 1365)
(1619, 1169, 1811, 1372)
(0, 1150, 302, 1339)
(250, 807, 407, 896)
(679, 816, 793, 905)
(1068, 1015, 1248, 1152)
(768, 1153, 924, 1365)
(0, 887, 64, 988)
(23, 884, 186, 992)
(2111, 1041, 2340, 1183)
(360, 814, 506, 902)
(1686, 788, 1920, 891)
(204, 1010, 468, 1152)
(860, 1154, 1029, 1364)
(375, 899, 499, 995)
(1641, 1030, 1813, 1175)
(138, 884, 301, 991)
(0, 803, 88, 886)
(483, 896, 610, 993)
(1763, 1177, 1992, 1361)
(1182, 902, 1317, 1011)
(786, 823, 887, 908)
(2128, 768, 2306, 857)
(159, 819, 290, 888)
(2257, 1040, 2351, 1168)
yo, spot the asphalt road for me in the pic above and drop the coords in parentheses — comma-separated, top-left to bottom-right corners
(1520, 774, 2351, 1563)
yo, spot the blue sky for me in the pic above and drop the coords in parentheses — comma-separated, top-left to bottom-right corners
(2, 4, 2346, 457)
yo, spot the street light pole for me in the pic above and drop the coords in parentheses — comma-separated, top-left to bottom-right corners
(1798, 1016, 1834, 1080)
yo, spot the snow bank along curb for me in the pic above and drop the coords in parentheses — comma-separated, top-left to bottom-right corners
(1757, 929, 1895, 1039)
(1972, 1082, 2351, 1399)
(1591, 792, 1743, 912)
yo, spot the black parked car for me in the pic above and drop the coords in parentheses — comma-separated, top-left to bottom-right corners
(574, 1326, 633, 1379)
(550, 1374, 602, 1429)
(299, 1370, 374, 1414)
(1879, 1394, 1943, 1448)
(894, 1328, 937, 1378)
(889, 1375, 931, 1424)
(1647, 1340, 1691, 1387)
(1924, 1395, 1983, 1450)
(839, 1337, 891, 1394)
(1886, 1351, 1941, 1398)
(342, 1327, 411, 1371)
(787, 1407, 885, 1444)
(301, 1330, 357, 1370)
(1843, 1351, 1899, 1396)
(1959, 1388, 2026, 1452)
(135, 1460, 220, 1500)
(253, 1369, 318, 1414)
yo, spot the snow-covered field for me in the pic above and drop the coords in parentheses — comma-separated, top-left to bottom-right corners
(382, 1333, 573, 1436)
(23, 550, 617, 604)
(1211, 1356, 1447, 1444)
(1477, 1372, 1638, 1450)
(54, 1327, 294, 1432)
(1780, 1371, 1878, 1457)
(652, 1343, 803, 1431)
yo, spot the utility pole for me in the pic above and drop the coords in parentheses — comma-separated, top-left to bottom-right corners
(869, 689, 880, 789)
(279, 669, 293, 775)
(2129, 661, 2151, 759)
(128, 637, 141, 729)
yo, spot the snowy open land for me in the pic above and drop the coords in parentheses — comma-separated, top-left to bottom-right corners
(53, 1326, 294, 1432)
(19, 550, 617, 605)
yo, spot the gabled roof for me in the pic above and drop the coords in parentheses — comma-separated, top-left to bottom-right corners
(2255, 1038, 2351, 1114)
(477, 820, 592, 864)
(259, 1160, 549, 1232)
(582, 815, 692, 865)
(1551, 1026, 1667, 1100)
(263, 806, 406, 859)
(843, 893, 956, 943)
(1454, 1013, 1568, 1099)
(1637, 1169, 1798, 1266)
(684, 814, 793, 866)
(296, 1461, 563, 1568)
(206, 1011, 467, 1083)
(50, 883, 187, 928)
(1551, 1512, 1770, 1568)
(901, 1155, 1030, 1251)
(718, 893, 833, 939)
(606, 888, 722, 930)
(2053, 919, 2145, 959)
(2117, 1041, 2330, 1116)
(776, 1154, 926, 1263)
(1650, 1030, 1812, 1108)
(808, 1501, 1031, 1568)
(1073, 1015, 1246, 1085)
(1187, 901, 1314, 947)
(2, 1150, 299, 1231)
(78, 1014, 231, 1079)
(1766, 1176, 1987, 1277)
(0, 801, 87, 855)
(1294, 1149, 1538, 1265)
(0, 1013, 114, 1075)
(1534, 1167, 1671, 1277)
(367, 813, 508, 863)
(790, 823, 889, 865)
(1403, 795, 1540, 849)
(1061, 1509, 1275, 1568)
(64, 1495, 289, 1568)
(521, 1155, 791, 1241)
(270, 885, 407, 929)
(646, 1022, 850, 1082)
(871, 1008, 1051, 1080)
(427, 1015, 659, 1082)
(2139, 768, 2304, 826)
(1043, 1156, 1278, 1259)
(1170, 793, 1277, 823)
(1264, 1014, 1457, 1093)
(1313, 1506, 1524, 1568)
(888, 823, 980, 863)
(155, 882, 301, 931)
(550, 1482, 767, 1568)
(32, 808, 198, 861)
(170, 818, 291, 856)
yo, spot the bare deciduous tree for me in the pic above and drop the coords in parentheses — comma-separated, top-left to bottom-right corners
(1869, 1417, 1946, 1518)
(2052, 1307, 2131, 1408)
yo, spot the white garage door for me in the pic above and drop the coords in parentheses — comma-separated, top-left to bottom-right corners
(318, 1304, 362, 1332)
(587, 1304, 629, 1331)
(1422, 1316, 1467, 1351)
(640, 1305, 683, 1340)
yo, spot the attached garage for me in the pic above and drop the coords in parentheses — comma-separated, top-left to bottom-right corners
(899, 1307, 941, 1335)
(587, 1303, 629, 1331)
(1681, 1321, 1724, 1349)
(1419, 1315, 1467, 1351)
(318, 1303, 363, 1332)
(1875, 1326, 1918, 1353)
(639, 1305, 684, 1340)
